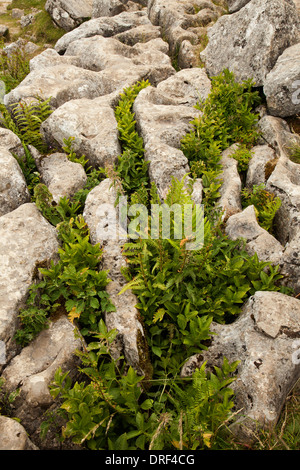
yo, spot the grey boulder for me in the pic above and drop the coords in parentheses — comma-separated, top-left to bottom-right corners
(45, 0, 93, 31)
(0, 204, 59, 361)
(264, 43, 300, 118)
(201, 0, 300, 86)
(0, 148, 30, 217)
(181, 291, 300, 443)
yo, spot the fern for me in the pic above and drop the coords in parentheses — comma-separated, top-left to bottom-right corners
(115, 80, 150, 200)
(0, 48, 30, 93)
(241, 183, 282, 232)
(0, 97, 52, 152)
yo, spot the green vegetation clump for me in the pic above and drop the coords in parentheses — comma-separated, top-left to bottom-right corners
(114, 80, 150, 201)
(1, 69, 297, 450)
(0, 48, 30, 93)
(241, 183, 282, 233)
(289, 143, 300, 164)
(0, 97, 52, 152)
(181, 69, 261, 218)
(4, 0, 65, 45)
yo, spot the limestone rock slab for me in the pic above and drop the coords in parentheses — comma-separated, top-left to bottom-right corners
(4, 64, 107, 110)
(83, 179, 150, 375)
(133, 68, 211, 198)
(0, 203, 59, 358)
(54, 10, 151, 53)
(201, 0, 300, 86)
(264, 43, 300, 118)
(0, 416, 38, 450)
(225, 205, 284, 265)
(181, 291, 300, 443)
(1, 315, 82, 435)
(45, 0, 93, 31)
(218, 144, 242, 219)
(257, 115, 300, 159)
(0, 128, 25, 159)
(0, 148, 30, 217)
(41, 98, 122, 169)
(38, 152, 87, 203)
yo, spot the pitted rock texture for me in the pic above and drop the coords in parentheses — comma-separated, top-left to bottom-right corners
(54, 10, 153, 53)
(5, 35, 175, 110)
(0, 204, 59, 363)
(264, 43, 300, 118)
(1, 314, 83, 436)
(201, 0, 300, 86)
(133, 67, 211, 199)
(181, 291, 300, 443)
(83, 178, 150, 375)
(45, 0, 93, 31)
(0, 148, 31, 216)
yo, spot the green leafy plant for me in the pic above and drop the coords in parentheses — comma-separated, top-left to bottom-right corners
(15, 214, 115, 345)
(230, 145, 253, 174)
(181, 69, 260, 215)
(120, 177, 286, 378)
(0, 97, 52, 152)
(289, 143, 300, 164)
(62, 136, 88, 168)
(48, 320, 239, 450)
(115, 80, 150, 200)
(14, 143, 41, 195)
(0, 378, 20, 417)
(0, 48, 30, 93)
(33, 183, 82, 226)
(241, 183, 282, 232)
(181, 69, 260, 166)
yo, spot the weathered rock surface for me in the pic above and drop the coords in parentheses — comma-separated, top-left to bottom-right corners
(6, 34, 174, 110)
(41, 97, 122, 168)
(0, 148, 31, 217)
(245, 145, 277, 187)
(225, 205, 284, 265)
(0, 416, 38, 450)
(264, 43, 300, 118)
(201, 0, 300, 86)
(54, 10, 151, 53)
(0, 128, 25, 158)
(37, 152, 87, 203)
(4, 64, 107, 110)
(63, 34, 174, 84)
(45, 0, 93, 31)
(226, 0, 250, 12)
(133, 68, 211, 198)
(83, 179, 151, 376)
(1, 0, 300, 451)
(257, 115, 300, 159)
(147, 0, 225, 67)
(266, 156, 300, 245)
(114, 22, 161, 45)
(217, 144, 242, 219)
(0, 204, 59, 363)
(1, 314, 82, 437)
(29, 48, 81, 72)
(181, 291, 300, 442)
(266, 156, 300, 293)
(92, 0, 128, 17)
